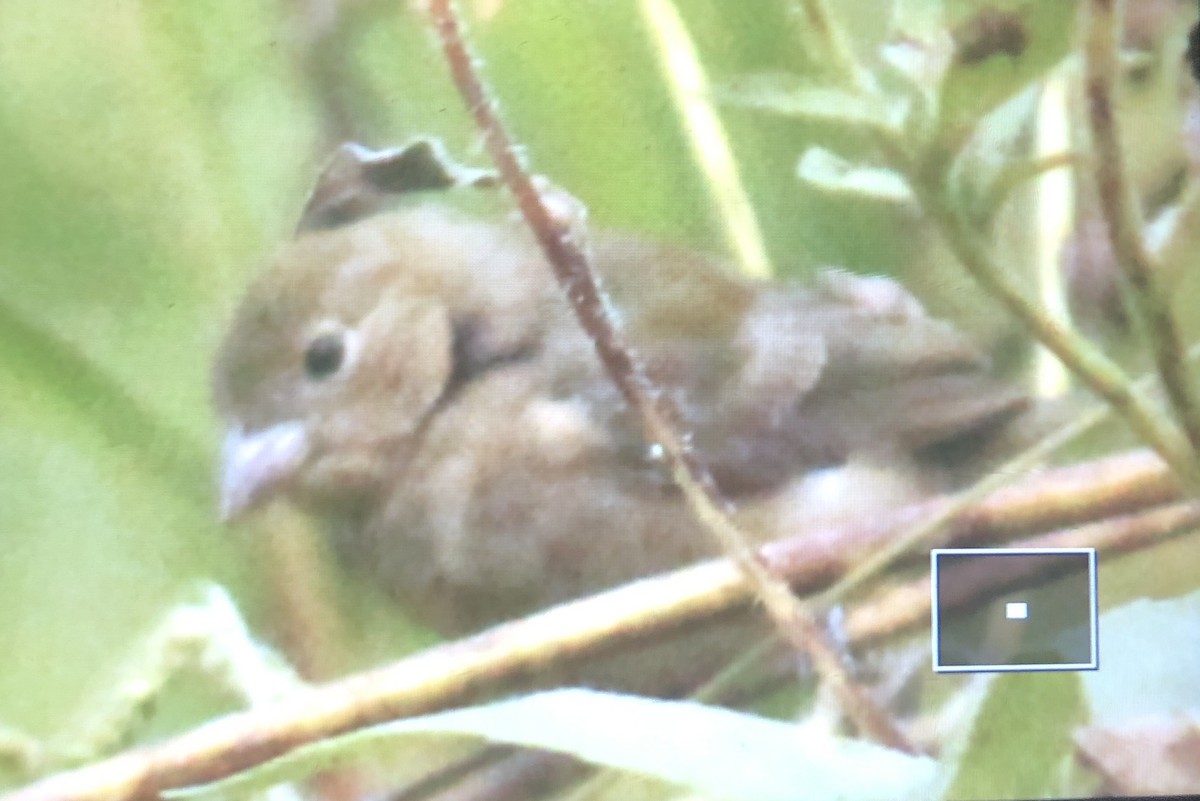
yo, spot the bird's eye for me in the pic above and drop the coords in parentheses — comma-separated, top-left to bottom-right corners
(304, 332, 346, 380)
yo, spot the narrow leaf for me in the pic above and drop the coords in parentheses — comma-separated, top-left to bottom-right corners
(170, 689, 940, 801)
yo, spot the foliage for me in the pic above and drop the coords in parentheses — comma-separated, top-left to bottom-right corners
(3, 0, 1200, 799)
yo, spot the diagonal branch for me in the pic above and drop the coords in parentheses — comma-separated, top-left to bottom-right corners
(789, 0, 1200, 497)
(907, 157, 1200, 494)
(425, 0, 912, 752)
(1082, 0, 1200, 466)
(3, 448, 1190, 801)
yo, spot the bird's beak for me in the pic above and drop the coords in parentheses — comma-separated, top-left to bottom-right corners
(219, 421, 311, 521)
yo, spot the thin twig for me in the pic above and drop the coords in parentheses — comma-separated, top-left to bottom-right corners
(794, 0, 870, 89)
(4, 448, 1190, 801)
(790, 0, 1200, 496)
(982, 150, 1079, 226)
(425, 0, 911, 752)
(819, 338, 1200, 606)
(816, 396, 1095, 608)
(1151, 178, 1200, 285)
(845, 499, 1200, 647)
(638, 0, 772, 278)
(1082, 0, 1200, 465)
(907, 158, 1200, 495)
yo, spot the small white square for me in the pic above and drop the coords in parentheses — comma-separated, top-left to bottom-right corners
(1006, 602, 1028, 620)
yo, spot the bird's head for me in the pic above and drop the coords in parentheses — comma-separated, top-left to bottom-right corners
(213, 211, 473, 521)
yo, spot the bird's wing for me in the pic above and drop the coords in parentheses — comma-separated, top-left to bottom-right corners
(592, 243, 1027, 495)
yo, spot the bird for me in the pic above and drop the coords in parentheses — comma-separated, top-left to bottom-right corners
(212, 191, 1032, 694)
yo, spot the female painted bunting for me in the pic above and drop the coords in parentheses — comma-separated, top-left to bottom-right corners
(212, 192, 1029, 696)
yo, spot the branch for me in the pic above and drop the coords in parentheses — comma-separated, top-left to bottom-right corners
(790, 0, 1200, 496)
(844, 498, 1200, 647)
(3, 448, 1189, 801)
(818, 339, 1188, 605)
(1082, 0, 1200, 465)
(906, 157, 1200, 495)
(425, 0, 910, 751)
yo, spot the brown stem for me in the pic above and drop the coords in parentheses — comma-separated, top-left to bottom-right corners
(425, 0, 910, 752)
(1082, 0, 1200, 465)
(4, 448, 1188, 801)
(846, 499, 1200, 646)
(907, 156, 1200, 494)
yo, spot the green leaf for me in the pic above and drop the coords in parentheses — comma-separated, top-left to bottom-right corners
(944, 672, 1087, 801)
(937, 1, 1075, 150)
(946, 83, 1044, 225)
(796, 147, 913, 202)
(171, 689, 940, 801)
